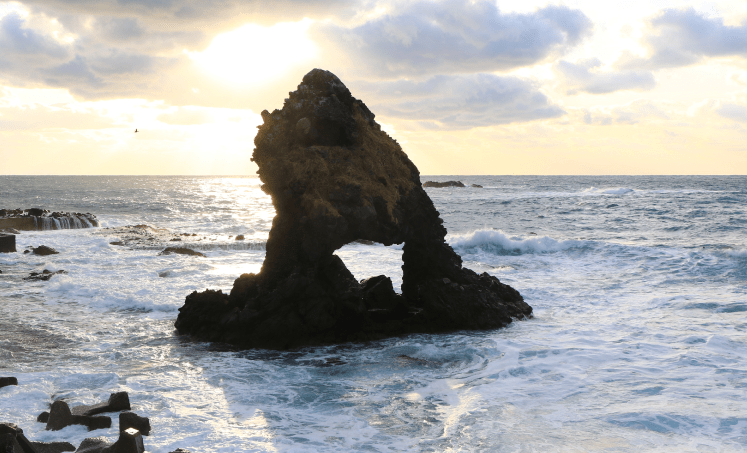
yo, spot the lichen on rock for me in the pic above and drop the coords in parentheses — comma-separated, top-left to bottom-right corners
(175, 69, 532, 349)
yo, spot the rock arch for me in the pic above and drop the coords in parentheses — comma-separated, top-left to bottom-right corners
(175, 69, 532, 349)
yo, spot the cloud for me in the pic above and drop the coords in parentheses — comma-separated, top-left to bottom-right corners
(556, 58, 655, 95)
(0, 12, 70, 77)
(355, 73, 564, 129)
(618, 8, 747, 70)
(716, 103, 747, 123)
(314, 0, 592, 78)
(582, 100, 669, 126)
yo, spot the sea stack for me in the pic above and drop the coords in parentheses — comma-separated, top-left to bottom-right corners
(175, 69, 532, 349)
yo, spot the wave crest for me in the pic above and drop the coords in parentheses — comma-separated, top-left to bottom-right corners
(448, 230, 586, 255)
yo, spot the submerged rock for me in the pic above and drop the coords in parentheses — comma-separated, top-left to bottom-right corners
(24, 270, 67, 281)
(32, 246, 59, 256)
(158, 247, 205, 258)
(422, 180, 465, 188)
(175, 69, 532, 349)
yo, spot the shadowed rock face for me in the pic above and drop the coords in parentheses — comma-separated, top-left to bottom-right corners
(175, 69, 532, 349)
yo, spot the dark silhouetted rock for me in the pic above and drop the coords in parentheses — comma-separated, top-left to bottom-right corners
(45, 401, 73, 431)
(101, 428, 143, 453)
(175, 69, 531, 349)
(168, 450, 190, 453)
(24, 270, 67, 281)
(118, 413, 149, 436)
(1, 422, 42, 453)
(32, 246, 58, 256)
(27, 209, 45, 217)
(37, 412, 49, 423)
(30, 441, 76, 453)
(0, 378, 17, 388)
(471, 184, 483, 188)
(423, 181, 465, 188)
(235, 235, 245, 240)
(158, 247, 205, 258)
(71, 392, 130, 417)
(46, 401, 111, 432)
(75, 438, 111, 453)
(0, 235, 15, 253)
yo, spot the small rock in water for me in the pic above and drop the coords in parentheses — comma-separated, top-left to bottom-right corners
(471, 184, 483, 188)
(0, 378, 17, 388)
(109, 242, 124, 246)
(422, 180, 465, 188)
(158, 247, 205, 257)
(24, 270, 67, 281)
(119, 413, 150, 436)
(235, 235, 245, 240)
(169, 237, 181, 242)
(37, 412, 50, 423)
(32, 246, 59, 256)
(0, 234, 16, 253)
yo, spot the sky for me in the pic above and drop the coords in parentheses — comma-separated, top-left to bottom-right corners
(1, 0, 747, 175)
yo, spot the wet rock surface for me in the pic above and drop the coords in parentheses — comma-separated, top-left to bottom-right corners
(175, 68, 532, 349)
(0, 378, 17, 389)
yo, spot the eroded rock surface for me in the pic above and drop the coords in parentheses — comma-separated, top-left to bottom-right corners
(175, 69, 532, 349)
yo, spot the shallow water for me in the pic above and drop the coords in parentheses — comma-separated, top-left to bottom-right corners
(1, 175, 746, 452)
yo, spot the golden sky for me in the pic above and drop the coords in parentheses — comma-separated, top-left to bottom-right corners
(1, 0, 746, 175)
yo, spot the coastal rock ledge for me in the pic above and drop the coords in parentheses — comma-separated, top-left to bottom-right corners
(175, 69, 532, 349)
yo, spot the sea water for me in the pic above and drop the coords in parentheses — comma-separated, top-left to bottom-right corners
(1, 175, 746, 452)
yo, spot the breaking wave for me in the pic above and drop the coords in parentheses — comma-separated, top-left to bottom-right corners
(448, 230, 588, 255)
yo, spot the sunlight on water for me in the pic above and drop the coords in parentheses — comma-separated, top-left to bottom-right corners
(1, 176, 746, 452)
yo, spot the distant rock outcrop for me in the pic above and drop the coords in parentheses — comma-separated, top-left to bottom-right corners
(0, 209, 98, 232)
(422, 180, 465, 188)
(175, 69, 531, 349)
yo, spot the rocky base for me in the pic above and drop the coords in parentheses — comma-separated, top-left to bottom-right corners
(176, 69, 532, 350)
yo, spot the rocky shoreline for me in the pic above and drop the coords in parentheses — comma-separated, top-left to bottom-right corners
(175, 69, 532, 350)
(0, 209, 98, 233)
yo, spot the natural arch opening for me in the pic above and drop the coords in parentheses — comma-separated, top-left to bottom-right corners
(336, 241, 404, 293)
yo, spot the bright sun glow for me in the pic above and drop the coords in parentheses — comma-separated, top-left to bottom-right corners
(190, 19, 317, 87)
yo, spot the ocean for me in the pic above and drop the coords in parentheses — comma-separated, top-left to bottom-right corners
(1, 175, 746, 452)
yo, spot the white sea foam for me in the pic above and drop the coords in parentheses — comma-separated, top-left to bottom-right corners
(583, 186, 635, 195)
(3, 176, 747, 452)
(449, 229, 586, 255)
